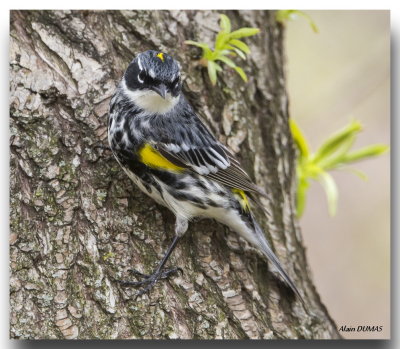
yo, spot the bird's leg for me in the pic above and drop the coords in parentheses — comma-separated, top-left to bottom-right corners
(118, 235, 182, 297)
(117, 217, 188, 297)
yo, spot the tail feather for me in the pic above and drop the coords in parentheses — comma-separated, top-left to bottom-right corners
(250, 214, 306, 307)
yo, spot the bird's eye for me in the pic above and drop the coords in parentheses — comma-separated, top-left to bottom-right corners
(138, 70, 146, 83)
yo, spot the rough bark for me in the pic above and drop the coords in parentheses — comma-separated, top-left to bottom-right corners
(9, 10, 340, 339)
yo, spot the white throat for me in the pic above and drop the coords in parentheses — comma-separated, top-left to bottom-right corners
(122, 80, 179, 114)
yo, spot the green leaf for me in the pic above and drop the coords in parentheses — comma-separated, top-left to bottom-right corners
(341, 144, 389, 164)
(218, 49, 232, 57)
(318, 134, 356, 170)
(295, 10, 319, 33)
(185, 40, 214, 60)
(342, 167, 368, 181)
(219, 14, 231, 33)
(296, 173, 310, 218)
(205, 49, 216, 61)
(229, 27, 260, 39)
(214, 62, 222, 72)
(215, 32, 230, 50)
(318, 171, 338, 217)
(289, 119, 310, 159)
(312, 120, 362, 164)
(276, 10, 292, 23)
(185, 40, 210, 50)
(216, 55, 237, 68)
(229, 39, 250, 54)
(207, 60, 218, 85)
(186, 14, 257, 88)
(233, 66, 248, 82)
(233, 48, 246, 60)
(223, 45, 236, 51)
(290, 117, 388, 219)
(276, 10, 319, 33)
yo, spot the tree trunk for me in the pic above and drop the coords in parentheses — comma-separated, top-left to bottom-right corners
(9, 10, 340, 339)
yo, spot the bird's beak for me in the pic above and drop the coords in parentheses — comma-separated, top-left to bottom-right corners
(152, 84, 168, 99)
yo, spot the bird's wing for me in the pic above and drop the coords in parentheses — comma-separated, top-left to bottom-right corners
(151, 116, 266, 196)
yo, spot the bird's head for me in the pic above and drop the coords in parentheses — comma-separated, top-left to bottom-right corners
(122, 50, 182, 113)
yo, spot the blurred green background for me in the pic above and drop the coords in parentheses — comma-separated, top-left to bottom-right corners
(285, 10, 390, 339)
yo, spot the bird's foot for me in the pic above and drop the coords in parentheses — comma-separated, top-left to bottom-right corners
(117, 267, 183, 297)
(128, 268, 183, 280)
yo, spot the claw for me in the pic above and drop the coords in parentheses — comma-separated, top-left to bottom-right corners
(116, 235, 183, 297)
(128, 269, 149, 278)
(160, 267, 182, 279)
(116, 266, 182, 296)
(135, 280, 158, 298)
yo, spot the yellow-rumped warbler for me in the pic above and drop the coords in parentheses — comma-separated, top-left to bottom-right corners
(108, 50, 304, 304)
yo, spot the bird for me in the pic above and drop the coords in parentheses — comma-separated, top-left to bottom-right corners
(108, 50, 304, 305)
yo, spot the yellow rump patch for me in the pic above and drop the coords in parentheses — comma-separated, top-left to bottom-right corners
(139, 144, 184, 172)
(232, 189, 250, 212)
(156, 52, 165, 62)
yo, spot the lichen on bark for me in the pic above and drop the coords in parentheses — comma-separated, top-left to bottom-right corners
(10, 10, 340, 339)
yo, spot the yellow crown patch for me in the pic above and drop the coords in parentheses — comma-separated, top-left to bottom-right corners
(156, 52, 165, 62)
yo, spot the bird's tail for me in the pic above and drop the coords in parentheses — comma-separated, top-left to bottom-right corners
(249, 213, 306, 307)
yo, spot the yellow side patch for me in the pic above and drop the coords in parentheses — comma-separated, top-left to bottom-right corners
(156, 52, 165, 62)
(139, 144, 184, 172)
(232, 188, 250, 212)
